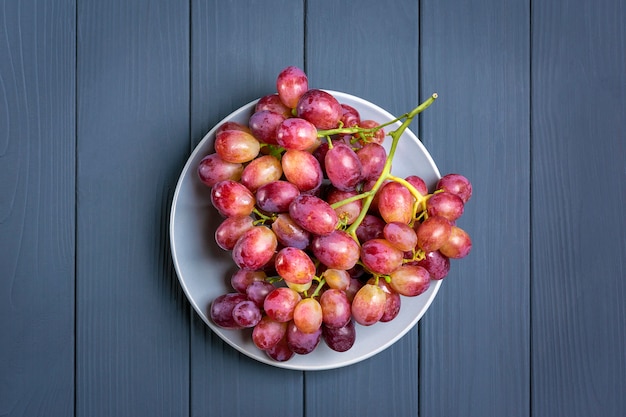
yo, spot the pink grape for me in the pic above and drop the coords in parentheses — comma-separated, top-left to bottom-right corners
(293, 298, 323, 333)
(211, 180, 255, 217)
(405, 175, 429, 196)
(216, 121, 251, 135)
(276, 117, 319, 151)
(356, 119, 385, 144)
(319, 289, 351, 329)
(296, 89, 342, 129)
(439, 225, 472, 259)
(340, 104, 361, 128)
(281, 149, 323, 192)
(232, 300, 262, 328)
(437, 173, 472, 203)
(345, 278, 363, 303)
(377, 181, 415, 224)
(270, 213, 311, 249)
(383, 221, 418, 252)
(276, 66, 308, 108)
(360, 238, 404, 275)
(252, 315, 287, 350)
(240, 154, 282, 192)
(355, 214, 385, 243)
(357, 142, 387, 180)
(255, 180, 300, 213)
(214, 129, 260, 163)
(255, 93, 292, 118)
(351, 283, 386, 326)
(416, 215, 452, 253)
(231, 226, 277, 270)
(210, 293, 248, 329)
(263, 287, 301, 322)
(388, 265, 430, 297)
(288, 194, 339, 236)
(197, 153, 243, 187)
(275, 247, 316, 285)
(265, 334, 294, 362)
(325, 142, 363, 191)
(322, 320, 356, 352)
(245, 280, 276, 307)
(416, 250, 450, 280)
(248, 110, 285, 145)
(426, 191, 465, 222)
(286, 321, 322, 354)
(310, 230, 360, 270)
(326, 188, 362, 225)
(215, 215, 255, 250)
(230, 269, 266, 293)
(322, 268, 351, 291)
(374, 278, 401, 322)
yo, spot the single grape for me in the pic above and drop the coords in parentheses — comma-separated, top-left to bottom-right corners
(296, 89, 342, 130)
(231, 226, 277, 270)
(415, 215, 452, 253)
(281, 149, 323, 192)
(351, 283, 386, 326)
(322, 268, 351, 291)
(340, 104, 361, 127)
(232, 300, 262, 328)
(252, 315, 288, 350)
(355, 214, 386, 243)
(357, 142, 387, 181)
(209, 293, 248, 329)
(274, 247, 316, 285)
(416, 250, 450, 280)
(439, 225, 472, 259)
(197, 153, 243, 187)
(216, 121, 251, 135)
(263, 287, 301, 323)
(293, 298, 323, 334)
(373, 278, 401, 322)
(286, 320, 322, 354)
(356, 119, 385, 145)
(426, 191, 464, 222)
(319, 289, 351, 329)
(437, 173, 472, 203)
(248, 110, 285, 145)
(383, 221, 418, 252)
(405, 175, 429, 196)
(211, 180, 256, 217)
(322, 320, 356, 352)
(360, 238, 404, 275)
(245, 280, 276, 307)
(345, 277, 364, 303)
(255, 93, 292, 118)
(240, 154, 282, 192)
(255, 180, 300, 213)
(214, 129, 261, 163)
(288, 194, 339, 236)
(265, 333, 294, 362)
(326, 188, 362, 225)
(310, 230, 360, 270)
(276, 117, 319, 151)
(215, 215, 255, 250)
(276, 66, 309, 108)
(230, 269, 267, 293)
(377, 181, 415, 224)
(388, 265, 430, 297)
(324, 142, 363, 191)
(270, 213, 311, 250)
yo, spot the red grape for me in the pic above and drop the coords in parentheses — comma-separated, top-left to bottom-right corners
(322, 320, 356, 352)
(389, 265, 430, 297)
(281, 149, 323, 192)
(415, 215, 452, 253)
(214, 129, 261, 163)
(248, 110, 285, 145)
(437, 173, 472, 203)
(351, 283, 386, 326)
(198, 153, 243, 187)
(252, 315, 287, 350)
(426, 191, 464, 222)
(296, 89, 342, 129)
(275, 247, 316, 285)
(360, 238, 404, 275)
(288, 194, 339, 236)
(231, 226, 277, 270)
(325, 142, 363, 191)
(211, 180, 256, 217)
(240, 154, 282, 192)
(293, 298, 323, 333)
(276, 117, 319, 151)
(263, 287, 301, 323)
(439, 225, 472, 259)
(310, 230, 360, 270)
(276, 66, 308, 108)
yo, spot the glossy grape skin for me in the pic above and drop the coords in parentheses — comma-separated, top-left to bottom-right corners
(216, 121, 251, 135)
(209, 293, 248, 329)
(351, 283, 386, 326)
(357, 142, 387, 181)
(248, 110, 285, 145)
(232, 300, 262, 328)
(437, 173, 472, 203)
(373, 278, 401, 322)
(274, 247, 316, 285)
(215, 215, 255, 250)
(426, 191, 465, 222)
(211, 180, 256, 218)
(383, 221, 418, 252)
(230, 269, 267, 293)
(252, 315, 287, 350)
(319, 289, 351, 329)
(296, 89, 342, 130)
(276, 65, 308, 108)
(255, 180, 300, 213)
(324, 142, 363, 191)
(197, 153, 243, 187)
(357, 119, 385, 145)
(388, 265, 431, 297)
(263, 287, 301, 323)
(270, 213, 311, 250)
(322, 268, 351, 291)
(231, 226, 277, 270)
(439, 225, 472, 259)
(377, 181, 415, 224)
(326, 188, 362, 225)
(405, 175, 429, 196)
(415, 215, 452, 253)
(286, 321, 322, 354)
(240, 154, 282, 192)
(322, 320, 356, 352)
(265, 333, 294, 362)
(281, 149, 323, 192)
(340, 104, 361, 127)
(245, 280, 276, 307)
(355, 214, 386, 243)
(360, 238, 405, 275)
(214, 129, 261, 163)
(276, 117, 319, 151)
(293, 298, 323, 333)
(255, 93, 292, 118)
(310, 230, 360, 270)
(288, 194, 339, 236)
(416, 250, 451, 280)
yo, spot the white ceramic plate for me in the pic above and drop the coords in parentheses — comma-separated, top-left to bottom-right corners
(170, 91, 442, 371)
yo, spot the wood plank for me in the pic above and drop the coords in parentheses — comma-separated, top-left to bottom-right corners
(531, 0, 626, 415)
(304, 1, 421, 416)
(0, 1, 76, 415)
(189, 2, 305, 416)
(76, 1, 191, 416)
(419, 0, 531, 415)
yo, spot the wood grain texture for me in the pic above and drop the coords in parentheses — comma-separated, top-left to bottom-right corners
(189, 2, 304, 416)
(0, 1, 76, 416)
(531, 0, 626, 415)
(76, 1, 191, 416)
(304, 1, 421, 416)
(419, 0, 531, 416)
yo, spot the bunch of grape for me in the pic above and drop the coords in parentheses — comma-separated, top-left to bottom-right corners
(198, 66, 472, 362)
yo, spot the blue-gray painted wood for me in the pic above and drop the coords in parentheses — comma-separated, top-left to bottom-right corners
(531, 1, 626, 416)
(189, 2, 305, 416)
(0, 1, 76, 416)
(419, 0, 531, 416)
(76, 1, 191, 416)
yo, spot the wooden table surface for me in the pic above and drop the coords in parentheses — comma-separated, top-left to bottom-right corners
(1, 1, 624, 416)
